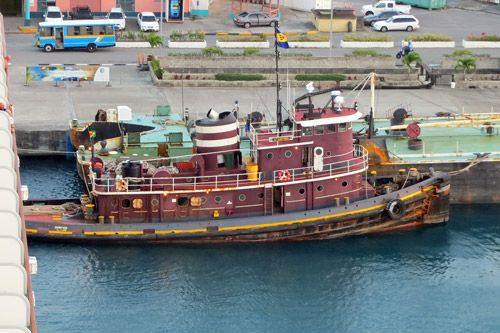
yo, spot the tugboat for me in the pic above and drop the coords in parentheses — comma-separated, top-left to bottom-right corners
(23, 29, 451, 244)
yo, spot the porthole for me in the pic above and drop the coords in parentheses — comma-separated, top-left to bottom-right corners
(317, 185, 324, 192)
(315, 148, 323, 156)
(326, 151, 331, 157)
(151, 198, 159, 206)
(239, 194, 246, 202)
(257, 192, 264, 199)
(215, 196, 222, 203)
(111, 198, 119, 207)
(342, 181, 348, 187)
(178, 197, 189, 206)
(285, 150, 292, 158)
(201, 197, 207, 204)
(121, 199, 131, 208)
(299, 188, 305, 195)
(267, 152, 274, 159)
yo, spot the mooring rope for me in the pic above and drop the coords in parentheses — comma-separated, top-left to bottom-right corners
(448, 154, 490, 176)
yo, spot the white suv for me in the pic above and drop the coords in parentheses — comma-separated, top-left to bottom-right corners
(373, 14, 419, 32)
(106, 7, 126, 30)
(44, 6, 64, 22)
(137, 12, 159, 32)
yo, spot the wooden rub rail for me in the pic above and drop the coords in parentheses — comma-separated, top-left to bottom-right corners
(0, 13, 37, 333)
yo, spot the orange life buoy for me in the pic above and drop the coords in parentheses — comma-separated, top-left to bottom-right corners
(115, 179, 128, 192)
(279, 169, 291, 182)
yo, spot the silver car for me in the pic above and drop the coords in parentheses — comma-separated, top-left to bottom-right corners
(233, 11, 279, 29)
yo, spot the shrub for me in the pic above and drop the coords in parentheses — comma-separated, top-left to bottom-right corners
(468, 34, 500, 41)
(215, 73, 265, 81)
(453, 50, 473, 57)
(288, 34, 330, 42)
(151, 59, 163, 79)
(218, 34, 266, 42)
(295, 74, 346, 82)
(406, 33, 453, 41)
(243, 48, 260, 55)
(126, 31, 136, 40)
(147, 33, 164, 49)
(352, 49, 378, 57)
(202, 47, 224, 56)
(137, 31, 147, 41)
(343, 34, 392, 42)
(170, 30, 205, 41)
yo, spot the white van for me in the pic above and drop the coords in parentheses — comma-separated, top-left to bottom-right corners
(106, 8, 126, 30)
(44, 6, 64, 22)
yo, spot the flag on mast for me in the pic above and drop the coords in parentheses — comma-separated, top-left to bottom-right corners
(276, 29, 289, 49)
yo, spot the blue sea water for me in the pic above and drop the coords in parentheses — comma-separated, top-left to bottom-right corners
(20, 157, 500, 333)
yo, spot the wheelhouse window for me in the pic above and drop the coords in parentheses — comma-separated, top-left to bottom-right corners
(326, 124, 336, 133)
(302, 127, 313, 136)
(339, 123, 348, 132)
(315, 125, 324, 135)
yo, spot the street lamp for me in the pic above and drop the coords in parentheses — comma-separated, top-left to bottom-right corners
(329, 0, 333, 57)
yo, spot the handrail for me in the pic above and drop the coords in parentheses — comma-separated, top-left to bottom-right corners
(91, 145, 369, 195)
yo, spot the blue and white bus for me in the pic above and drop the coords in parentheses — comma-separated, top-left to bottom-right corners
(35, 20, 116, 53)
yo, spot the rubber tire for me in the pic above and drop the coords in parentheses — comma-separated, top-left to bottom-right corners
(366, 11, 374, 16)
(270, 21, 276, 27)
(396, 53, 402, 59)
(87, 43, 97, 53)
(386, 199, 406, 220)
(244, 22, 251, 29)
(381, 26, 388, 32)
(406, 26, 413, 32)
(44, 44, 54, 52)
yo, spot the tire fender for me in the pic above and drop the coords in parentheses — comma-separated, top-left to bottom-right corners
(386, 199, 405, 220)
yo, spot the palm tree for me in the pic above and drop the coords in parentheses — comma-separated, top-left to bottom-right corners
(401, 52, 423, 72)
(146, 33, 164, 56)
(454, 57, 477, 81)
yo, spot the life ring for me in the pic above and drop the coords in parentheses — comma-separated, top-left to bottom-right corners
(115, 179, 128, 192)
(386, 199, 405, 220)
(279, 169, 291, 182)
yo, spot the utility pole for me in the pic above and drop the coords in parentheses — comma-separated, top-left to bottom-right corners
(329, 0, 333, 57)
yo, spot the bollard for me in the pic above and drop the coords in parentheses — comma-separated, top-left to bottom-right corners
(344, 197, 350, 205)
(109, 216, 115, 224)
(98, 216, 105, 224)
(335, 198, 340, 206)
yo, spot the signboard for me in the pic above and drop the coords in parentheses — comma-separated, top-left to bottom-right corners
(269, 136, 293, 142)
(26, 66, 110, 82)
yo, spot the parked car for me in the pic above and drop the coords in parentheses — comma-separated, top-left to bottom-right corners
(71, 5, 93, 20)
(233, 11, 279, 29)
(363, 10, 402, 26)
(373, 14, 419, 32)
(361, 0, 411, 16)
(137, 12, 159, 32)
(43, 6, 63, 22)
(106, 7, 126, 30)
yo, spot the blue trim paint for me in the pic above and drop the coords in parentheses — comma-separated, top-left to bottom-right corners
(190, 9, 209, 17)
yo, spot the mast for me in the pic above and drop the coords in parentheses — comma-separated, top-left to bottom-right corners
(368, 72, 375, 139)
(274, 24, 282, 132)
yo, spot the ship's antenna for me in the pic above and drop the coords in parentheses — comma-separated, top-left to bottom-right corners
(274, 24, 282, 132)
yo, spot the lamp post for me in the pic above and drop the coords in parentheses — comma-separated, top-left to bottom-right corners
(329, 0, 333, 57)
(160, 0, 164, 56)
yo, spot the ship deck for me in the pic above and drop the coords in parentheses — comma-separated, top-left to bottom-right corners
(354, 114, 500, 162)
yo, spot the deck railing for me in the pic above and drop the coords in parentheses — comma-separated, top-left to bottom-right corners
(91, 145, 369, 195)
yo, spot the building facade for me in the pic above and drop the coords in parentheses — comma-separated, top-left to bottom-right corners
(29, 0, 209, 17)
